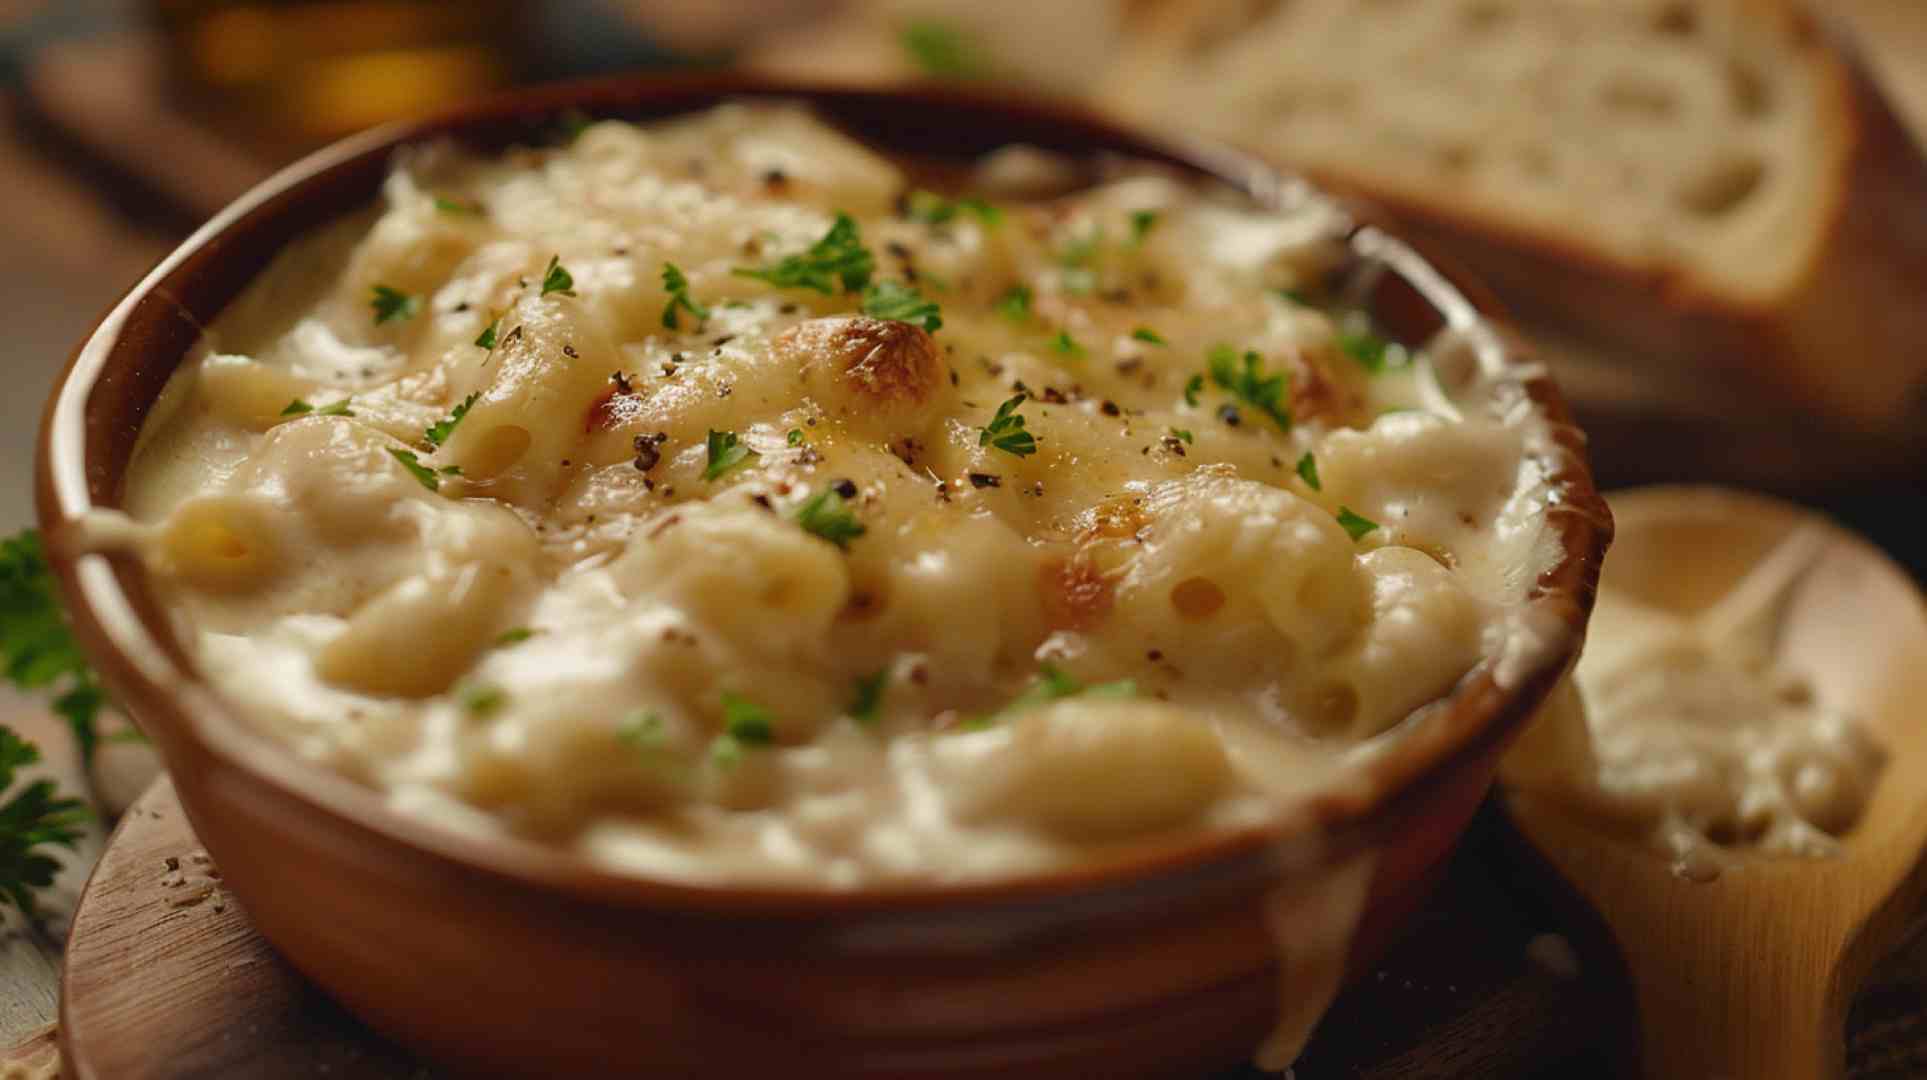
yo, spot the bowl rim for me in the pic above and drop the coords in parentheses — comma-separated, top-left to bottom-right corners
(35, 73, 1611, 916)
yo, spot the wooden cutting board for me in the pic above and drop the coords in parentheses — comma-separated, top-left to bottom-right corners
(49, 777, 1625, 1080)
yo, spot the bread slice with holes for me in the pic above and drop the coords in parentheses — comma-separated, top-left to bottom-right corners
(1099, 0, 1927, 441)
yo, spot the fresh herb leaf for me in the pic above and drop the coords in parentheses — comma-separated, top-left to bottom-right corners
(459, 684, 507, 717)
(434, 195, 482, 216)
(1276, 288, 1310, 306)
(1048, 330, 1086, 361)
(660, 262, 709, 330)
(786, 429, 804, 447)
(1171, 428, 1194, 444)
(1128, 210, 1159, 245)
(995, 663, 1137, 721)
(905, 190, 1002, 227)
(494, 627, 537, 647)
(370, 285, 419, 325)
(280, 398, 354, 418)
(1296, 451, 1322, 491)
(1131, 327, 1166, 345)
(702, 429, 757, 482)
(721, 693, 775, 745)
(794, 488, 866, 549)
(996, 284, 1033, 323)
(388, 449, 446, 492)
(849, 670, 889, 726)
(424, 393, 478, 449)
(540, 255, 576, 298)
(733, 213, 874, 295)
(618, 710, 667, 751)
(1, 531, 115, 764)
(861, 280, 942, 331)
(1206, 344, 1293, 432)
(978, 394, 1037, 457)
(900, 19, 985, 79)
(0, 727, 89, 917)
(1337, 506, 1380, 541)
(1337, 319, 1408, 374)
(1183, 374, 1204, 408)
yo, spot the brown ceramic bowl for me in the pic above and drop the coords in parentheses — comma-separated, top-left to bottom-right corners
(37, 77, 1610, 1078)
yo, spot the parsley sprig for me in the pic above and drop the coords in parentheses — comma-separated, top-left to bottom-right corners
(794, 488, 866, 548)
(1296, 452, 1323, 491)
(713, 693, 776, 766)
(660, 262, 709, 330)
(370, 285, 419, 325)
(904, 190, 1002, 227)
(978, 394, 1037, 457)
(996, 285, 1033, 323)
(702, 429, 757, 481)
(424, 393, 478, 448)
(541, 255, 576, 298)
(734, 213, 874, 295)
(280, 398, 354, 418)
(0, 727, 88, 917)
(389, 449, 460, 492)
(2, 531, 114, 763)
(861, 280, 942, 331)
(1206, 345, 1293, 432)
(1337, 507, 1380, 541)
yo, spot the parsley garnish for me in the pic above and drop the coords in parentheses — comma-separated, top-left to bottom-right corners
(388, 449, 450, 492)
(1207, 345, 1293, 431)
(0, 727, 88, 917)
(494, 627, 537, 647)
(905, 190, 1002, 227)
(721, 693, 775, 745)
(1183, 374, 1204, 407)
(861, 280, 942, 331)
(1049, 331, 1086, 361)
(1276, 288, 1310, 306)
(996, 284, 1033, 323)
(1, 531, 114, 764)
(1131, 327, 1166, 345)
(1171, 428, 1194, 444)
(702, 429, 757, 481)
(433, 195, 482, 216)
(474, 317, 499, 350)
(540, 256, 576, 297)
(849, 671, 889, 726)
(370, 285, 419, 325)
(424, 393, 479, 449)
(786, 429, 804, 447)
(1296, 451, 1322, 491)
(794, 488, 866, 549)
(280, 398, 354, 418)
(991, 663, 1138, 723)
(660, 262, 708, 330)
(1338, 322, 1407, 373)
(618, 710, 667, 751)
(460, 684, 507, 717)
(900, 19, 985, 78)
(1128, 210, 1159, 245)
(1337, 507, 1380, 541)
(733, 213, 874, 295)
(978, 394, 1037, 457)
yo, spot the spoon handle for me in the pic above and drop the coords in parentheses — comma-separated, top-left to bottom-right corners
(1625, 929, 1844, 1080)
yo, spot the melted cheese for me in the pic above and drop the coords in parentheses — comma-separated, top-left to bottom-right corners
(116, 103, 1558, 891)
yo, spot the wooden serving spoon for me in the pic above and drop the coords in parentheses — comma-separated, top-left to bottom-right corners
(1504, 486, 1927, 1080)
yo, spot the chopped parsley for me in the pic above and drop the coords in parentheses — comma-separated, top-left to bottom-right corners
(0, 727, 88, 917)
(721, 693, 775, 746)
(733, 213, 874, 295)
(1, 530, 114, 764)
(280, 397, 353, 418)
(494, 627, 538, 647)
(794, 488, 866, 549)
(617, 710, 667, 751)
(1296, 451, 1322, 491)
(1128, 210, 1159, 245)
(994, 663, 1137, 721)
(370, 285, 418, 325)
(861, 280, 943, 331)
(459, 684, 507, 717)
(388, 449, 457, 492)
(424, 393, 478, 448)
(900, 19, 986, 78)
(659, 262, 709, 330)
(996, 284, 1033, 323)
(702, 429, 757, 482)
(1131, 327, 1166, 345)
(786, 429, 804, 447)
(540, 255, 576, 298)
(905, 190, 1002, 227)
(1171, 428, 1194, 444)
(978, 394, 1037, 457)
(473, 318, 498, 350)
(1207, 345, 1293, 432)
(1183, 374, 1204, 408)
(1337, 506, 1380, 541)
(849, 670, 889, 726)
(433, 195, 483, 216)
(1049, 330, 1086, 360)
(1276, 288, 1310, 306)
(1338, 321, 1407, 373)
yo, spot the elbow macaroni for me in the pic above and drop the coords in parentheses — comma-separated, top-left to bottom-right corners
(120, 104, 1561, 886)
